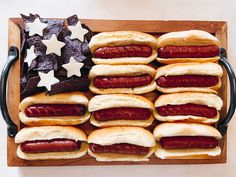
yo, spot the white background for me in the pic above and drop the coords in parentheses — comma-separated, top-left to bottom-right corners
(0, 0, 236, 177)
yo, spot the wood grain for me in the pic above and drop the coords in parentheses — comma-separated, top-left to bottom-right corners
(7, 18, 228, 166)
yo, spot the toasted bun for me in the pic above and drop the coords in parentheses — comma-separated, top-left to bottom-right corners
(156, 30, 220, 64)
(17, 142, 87, 160)
(19, 92, 90, 125)
(154, 143, 221, 159)
(89, 94, 154, 112)
(89, 65, 156, 94)
(155, 62, 223, 93)
(157, 30, 220, 48)
(89, 94, 154, 127)
(15, 126, 87, 160)
(153, 123, 222, 141)
(15, 126, 87, 143)
(88, 126, 155, 161)
(88, 126, 156, 147)
(89, 31, 157, 65)
(153, 92, 223, 124)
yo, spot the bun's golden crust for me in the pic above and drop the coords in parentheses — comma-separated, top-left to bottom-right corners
(89, 31, 157, 64)
(154, 143, 221, 159)
(15, 126, 87, 143)
(155, 63, 223, 94)
(157, 30, 220, 48)
(89, 65, 156, 94)
(19, 92, 90, 125)
(88, 94, 154, 112)
(88, 126, 156, 147)
(89, 31, 157, 53)
(153, 123, 222, 141)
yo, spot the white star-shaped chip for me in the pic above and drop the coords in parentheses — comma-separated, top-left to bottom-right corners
(37, 70, 59, 91)
(62, 57, 84, 78)
(24, 46, 37, 66)
(26, 18, 48, 36)
(42, 34, 65, 56)
(68, 21, 88, 41)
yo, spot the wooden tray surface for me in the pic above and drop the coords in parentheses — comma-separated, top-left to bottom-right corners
(7, 18, 227, 166)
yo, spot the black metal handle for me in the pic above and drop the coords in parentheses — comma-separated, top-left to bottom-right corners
(217, 48, 236, 135)
(0, 46, 19, 137)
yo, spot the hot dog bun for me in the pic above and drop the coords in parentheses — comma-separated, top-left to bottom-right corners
(153, 123, 222, 159)
(153, 123, 222, 141)
(89, 65, 156, 94)
(15, 126, 87, 160)
(88, 126, 156, 161)
(89, 94, 154, 127)
(19, 92, 90, 126)
(89, 31, 157, 64)
(154, 92, 223, 124)
(155, 62, 223, 94)
(156, 30, 220, 64)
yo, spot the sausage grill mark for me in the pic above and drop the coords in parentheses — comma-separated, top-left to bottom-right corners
(20, 139, 81, 153)
(89, 143, 149, 155)
(94, 45, 152, 59)
(157, 45, 219, 58)
(160, 136, 218, 149)
(25, 104, 86, 117)
(93, 74, 153, 88)
(156, 103, 217, 118)
(94, 107, 151, 121)
(156, 75, 219, 87)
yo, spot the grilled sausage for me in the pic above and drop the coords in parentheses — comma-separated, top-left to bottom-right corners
(25, 104, 86, 117)
(94, 107, 151, 121)
(160, 136, 218, 149)
(20, 139, 81, 153)
(156, 103, 217, 118)
(156, 75, 219, 87)
(94, 45, 152, 58)
(157, 45, 219, 58)
(89, 143, 149, 155)
(93, 74, 153, 88)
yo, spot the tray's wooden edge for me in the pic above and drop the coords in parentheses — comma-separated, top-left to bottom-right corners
(7, 18, 228, 166)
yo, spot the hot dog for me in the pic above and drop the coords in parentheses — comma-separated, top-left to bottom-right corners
(155, 63, 223, 93)
(20, 139, 81, 153)
(88, 94, 155, 127)
(90, 143, 149, 155)
(93, 74, 153, 89)
(160, 136, 218, 149)
(88, 126, 156, 161)
(153, 92, 223, 124)
(157, 45, 219, 58)
(25, 104, 86, 117)
(19, 92, 90, 126)
(89, 31, 157, 64)
(89, 65, 156, 94)
(94, 45, 152, 59)
(153, 123, 222, 159)
(156, 30, 220, 64)
(15, 126, 87, 160)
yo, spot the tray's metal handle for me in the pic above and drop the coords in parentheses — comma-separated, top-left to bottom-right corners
(217, 48, 236, 135)
(0, 46, 19, 138)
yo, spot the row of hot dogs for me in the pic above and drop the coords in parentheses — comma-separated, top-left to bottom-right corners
(15, 123, 222, 161)
(15, 29, 224, 161)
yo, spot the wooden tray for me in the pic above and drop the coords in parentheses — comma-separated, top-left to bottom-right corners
(7, 18, 228, 166)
